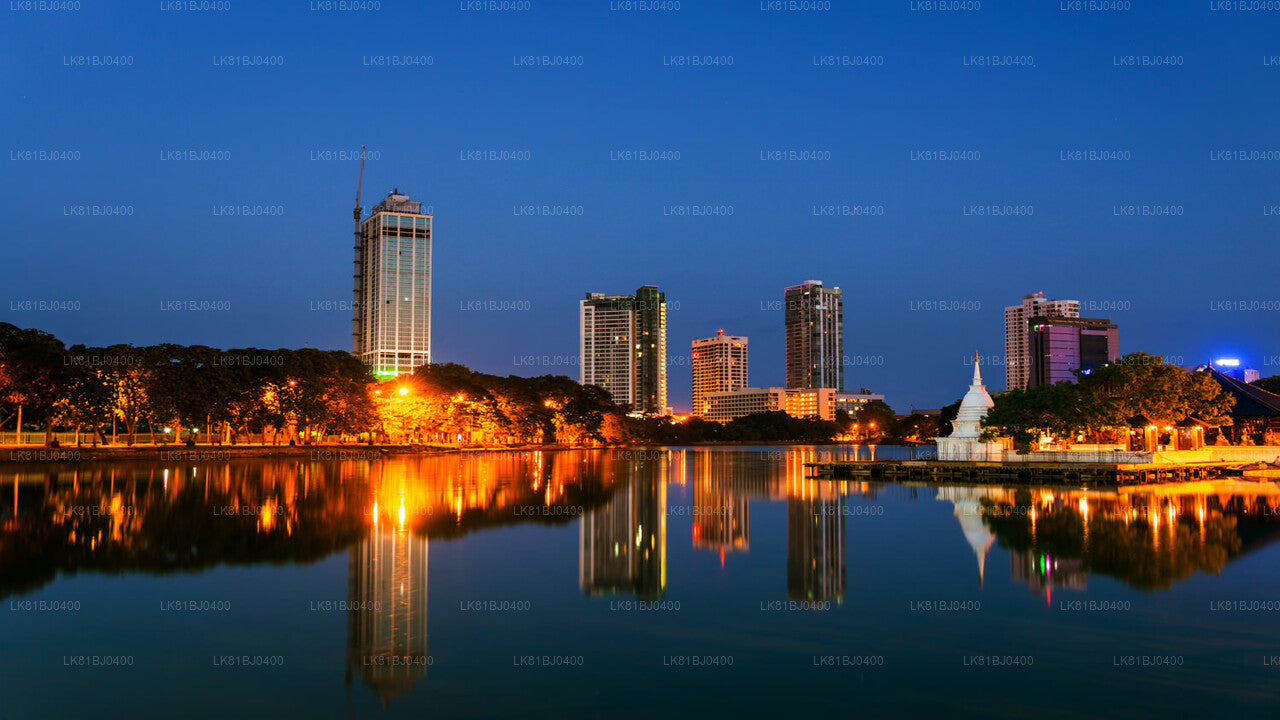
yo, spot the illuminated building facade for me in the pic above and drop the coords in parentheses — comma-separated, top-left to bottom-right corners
(355, 190, 432, 378)
(784, 280, 844, 391)
(785, 388, 883, 420)
(703, 387, 882, 423)
(691, 330, 748, 417)
(579, 286, 668, 414)
(1004, 291, 1078, 391)
(1027, 315, 1119, 388)
(703, 387, 786, 421)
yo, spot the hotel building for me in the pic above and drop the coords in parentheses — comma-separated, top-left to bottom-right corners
(703, 387, 883, 423)
(1027, 316, 1119, 388)
(354, 190, 432, 378)
(691, 331, 748, 417)
(1004, 292, 1078, 391)
(579, 286, 668, 415)
(785, 280, 844, 391)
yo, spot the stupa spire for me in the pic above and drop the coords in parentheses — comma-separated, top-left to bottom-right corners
(971, 351, 982, 386)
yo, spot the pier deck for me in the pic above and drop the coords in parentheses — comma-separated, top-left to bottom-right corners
(805, 460, 1225, 486)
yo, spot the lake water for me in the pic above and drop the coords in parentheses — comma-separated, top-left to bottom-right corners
(3, 446, 1280, 719)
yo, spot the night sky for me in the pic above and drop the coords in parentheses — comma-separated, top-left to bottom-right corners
(4, 1, 1279, 412)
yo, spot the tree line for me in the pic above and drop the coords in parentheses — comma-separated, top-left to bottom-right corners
(979, 352, 1236, 452)
(2, 323, 922, 447)
(0, 323, 374, 445)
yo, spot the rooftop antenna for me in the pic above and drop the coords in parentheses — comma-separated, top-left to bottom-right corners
(351, 145, 366, 355)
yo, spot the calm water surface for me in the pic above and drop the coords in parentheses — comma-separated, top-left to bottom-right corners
(3, 446, 1280, 719)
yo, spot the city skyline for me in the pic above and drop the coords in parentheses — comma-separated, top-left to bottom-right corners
(6, 6, 1278, 414)
(7, 5, 1280, 716)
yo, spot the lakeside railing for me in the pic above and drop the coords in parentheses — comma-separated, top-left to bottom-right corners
(0, 432, 352, 447)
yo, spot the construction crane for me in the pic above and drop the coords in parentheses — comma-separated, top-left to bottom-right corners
(351, 145, 366, 355)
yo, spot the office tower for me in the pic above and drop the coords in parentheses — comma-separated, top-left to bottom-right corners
(354, 190, 433, 378)
(579, 285, 668, 414)
(1027, 316, 1119, 388)
(784, 280, 844, 391)
(691, 330, 748, 417)
(1004, 292, 1078, 391)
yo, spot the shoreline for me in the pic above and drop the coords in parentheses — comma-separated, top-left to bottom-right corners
(0, 439, 915, 465)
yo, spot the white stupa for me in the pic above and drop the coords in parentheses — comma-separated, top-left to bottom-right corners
(935, 353, 1007, 462)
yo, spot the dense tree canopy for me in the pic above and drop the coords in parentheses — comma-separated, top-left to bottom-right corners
(1254, 375, 1280, 396)
(980, 352, 1235, 452)
(1, 323, 895, 448)
(0, 322, 375, 445)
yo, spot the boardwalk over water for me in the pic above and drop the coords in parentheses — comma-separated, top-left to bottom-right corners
(806, 459, 1226, 486)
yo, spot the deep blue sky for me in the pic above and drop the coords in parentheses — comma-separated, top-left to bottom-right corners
(3, 1, 1278, 412)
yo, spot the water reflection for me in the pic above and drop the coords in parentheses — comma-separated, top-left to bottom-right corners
(8, 453, 1279, 604)
(935, 487, 997, 586)
(579, 463, 667, 598)
(5, 449, 1280, 708)
(346, 509, 429, 704)
(973, 482, 1280, 593)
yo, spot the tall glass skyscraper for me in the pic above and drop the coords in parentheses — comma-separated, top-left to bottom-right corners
(784, 280, 844, 391)
(354, 190, 432, 378)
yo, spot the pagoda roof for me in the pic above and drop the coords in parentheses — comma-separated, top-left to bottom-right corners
(1204, 368, 1280, 418)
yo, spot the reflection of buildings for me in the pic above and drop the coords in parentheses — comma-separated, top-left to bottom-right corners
(691, 460, 749, 557)
(579, 467, 667, 598)
(978, 483, 1280, 592)
(347, 515, 429, 705)
(786, 496, 846, 604)
(1009, 550, 1086, 599)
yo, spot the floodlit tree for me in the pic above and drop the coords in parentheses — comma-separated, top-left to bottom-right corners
(981, 352, 1235, 453)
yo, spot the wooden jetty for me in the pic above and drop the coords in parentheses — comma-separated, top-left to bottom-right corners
(805, 460, 1225, 486)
